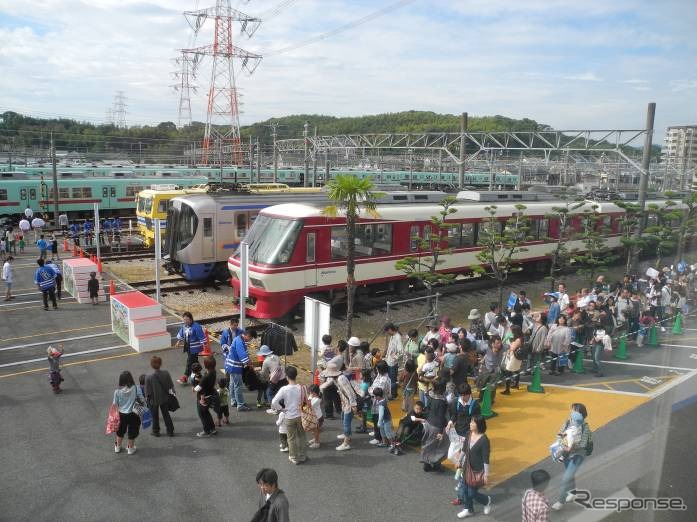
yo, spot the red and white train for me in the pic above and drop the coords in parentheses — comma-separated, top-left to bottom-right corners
(227, 190, 680, 319)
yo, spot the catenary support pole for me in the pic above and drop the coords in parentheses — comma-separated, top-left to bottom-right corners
(633, 103, 656, 274)
(458, 112, 467, 189)
(239, 241, 249, 330)
(93, 203, 101, 262)
(154, 218, 161, 303)
(51, 132, 60, 228)
(303, 121, 309, 188)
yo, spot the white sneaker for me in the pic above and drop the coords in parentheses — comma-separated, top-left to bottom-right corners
(114, 444, 122, 453)
(551, 502, 563, 511)
(336, 443, 351, 451)
(457, 508, 472, 518)
(308, 442, 320, 449)
(566, 493, 577, 503)
(280, 446, 289, 452)
(337, 434, 346, 440)
(266, 408, 277, 415)
(127, 446, 137, 455)
(369, 438, 380, 445)
(483, 496, 492, 515)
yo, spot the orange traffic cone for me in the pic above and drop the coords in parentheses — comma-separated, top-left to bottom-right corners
(313, 368, 321, 386)
(109, 280, 116, 297)
(200, 328, 213, 356)
(63, 238, 69, 252)
(97, 257, 103, 273)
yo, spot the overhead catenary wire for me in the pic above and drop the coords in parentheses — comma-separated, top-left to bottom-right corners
(263, 0, 418, 57)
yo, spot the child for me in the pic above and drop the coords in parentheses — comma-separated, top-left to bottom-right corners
(400, 359, 417, 413)
(217, 376, 230, 426)
(637, 311, 656, 347)
(373, 387, 397, 454)
(394, 400, 426, 455)
(552, 411, 583, 462)
(18, 235, 25, 254)
(50, 235, 58, 261)
(47, 344, 64, 394)
(189, 362, 203, 389)
(355, 369, 372, 434)
(87, 272, 100, 305)
(308, 384, 323, 448)
(276, 410, 288, 452)
(443, 341, 459, 370)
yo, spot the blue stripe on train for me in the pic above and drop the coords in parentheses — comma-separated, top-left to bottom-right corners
(182, 262, 216, 281)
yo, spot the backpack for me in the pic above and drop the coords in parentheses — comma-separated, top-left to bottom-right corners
(584, 424, 594, 456)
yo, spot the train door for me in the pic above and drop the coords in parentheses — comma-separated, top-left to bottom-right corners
(303, 231, 317, 287)
(101, 184, 117, 208)
(201, 213, 215, 260)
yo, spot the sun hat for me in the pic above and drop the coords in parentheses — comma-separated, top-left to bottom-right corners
(467, 309, 482, 320)
(347, 336, 361, 347)
(428, 319, 439, 328)
(257, 345, 273, 356)
(321, 362, 342, 378)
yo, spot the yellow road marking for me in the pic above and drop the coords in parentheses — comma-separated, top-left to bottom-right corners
(636, 382, 653, 391)
(0, 324, 111, 343)
(0, 351, 139, 379)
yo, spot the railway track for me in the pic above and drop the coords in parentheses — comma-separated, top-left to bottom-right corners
(130, 277, 225, 296)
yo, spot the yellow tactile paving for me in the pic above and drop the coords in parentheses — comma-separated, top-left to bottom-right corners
(389, 385, 648, 487)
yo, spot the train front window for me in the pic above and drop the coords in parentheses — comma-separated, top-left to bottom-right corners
(243, 215, 302, 265)
(174, 203, 197, 250)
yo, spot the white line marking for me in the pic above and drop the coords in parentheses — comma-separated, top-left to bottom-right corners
(528, 382, 648, 397)
(0, 344, 129, 368)
(660, 344, 697, 350)
(596, 360, 696, 371)
(0, 300, 41, 307)
(0, 332, 114, 352)
(649, 369, 697, 398)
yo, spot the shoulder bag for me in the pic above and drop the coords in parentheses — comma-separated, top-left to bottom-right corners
(464, 435, 486, 488)
(300, 385, 318, 432)
(154, 372, 180, 412)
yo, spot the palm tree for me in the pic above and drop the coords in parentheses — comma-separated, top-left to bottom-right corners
(322, 174, 380, 338)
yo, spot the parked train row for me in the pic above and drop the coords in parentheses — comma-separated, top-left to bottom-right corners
(224, 192, 686, 319)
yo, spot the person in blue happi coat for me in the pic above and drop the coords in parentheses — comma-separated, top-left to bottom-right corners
(175, 311, 206, 385)
(222, 325, 256, 411)
(34, 258, 57, 310)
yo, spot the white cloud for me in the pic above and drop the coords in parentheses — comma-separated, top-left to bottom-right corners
(0, 0, 694, 138)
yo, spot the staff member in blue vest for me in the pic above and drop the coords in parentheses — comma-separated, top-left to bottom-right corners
(223, 328, 257, 411)
(34, 258, 58, 311)
(175, 311, 205, 385)
(45, 260, 63, 300)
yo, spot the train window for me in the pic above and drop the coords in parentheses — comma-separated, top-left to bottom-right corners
(410, 225, 420, 252)
(203, 217, 213, 238)
(0, 189, 6, 201)
(102, 187, 109, 198)
(424, 225, 432, 243)
(157, 200, 167, 213)
(110, 187, 116, 197)
(20, 188, 27, 200)
(538, 219, 549, 240)
(174, 203, 198, 250)
(306, 232, 316, 263)
(126, 186, 142, 197)
(461, 223, 476, 247)
(244, 215, 302, 265)
(29, 188, 37, 200)
(447, 223, 462, 248)
(351, 223, 393, 257)
(601, 216, 611, 229)
(60, 188, 69, 198)
(236, 213, 247, 238)
(646, 214, 658, 228)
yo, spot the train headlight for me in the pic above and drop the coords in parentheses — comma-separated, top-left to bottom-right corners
(250, 277, 265, 289)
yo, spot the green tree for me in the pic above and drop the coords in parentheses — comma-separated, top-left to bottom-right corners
(545, 190, 584, 291)
(470, 204, 531, 309)
(571, 206, 617, 286)
(394, 196, 458, 315)
(644, 199, 681, 268)
(675, 192, 697, 265)
(614, 200, 645, 275)
(322, 175, 381, 338)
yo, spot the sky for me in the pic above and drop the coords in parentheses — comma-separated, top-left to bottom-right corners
(0, 0, 695, 141)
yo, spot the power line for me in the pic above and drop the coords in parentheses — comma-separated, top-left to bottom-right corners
(258, 0, 297, 21)
(263, 0, 417, 56)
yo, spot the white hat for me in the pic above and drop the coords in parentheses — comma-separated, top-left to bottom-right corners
(321, 362, 343, 378)
(347, 336, 361, 347)
(468, 309, 481, 320)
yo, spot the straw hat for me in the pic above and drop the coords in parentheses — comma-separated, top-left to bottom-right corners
(467, 309, 481, 320)
(321, 362, 342, 378)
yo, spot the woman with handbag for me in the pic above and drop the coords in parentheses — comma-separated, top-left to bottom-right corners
(547, 316, 572, 376)
(144, 355, 176, 437)
(456, 415, 492, 518)
(113, 370, 144, 455)
(194, 356, 220, 438)
(500, 325, 523, 395)
(419, 380, 449, 472)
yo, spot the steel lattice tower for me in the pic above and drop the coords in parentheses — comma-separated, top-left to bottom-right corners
(181, 1, 262, 166)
